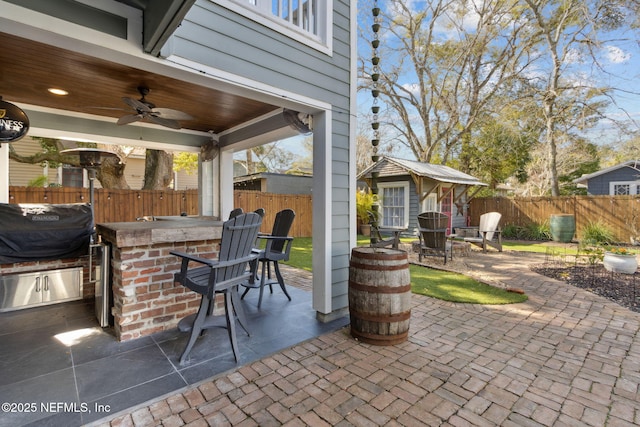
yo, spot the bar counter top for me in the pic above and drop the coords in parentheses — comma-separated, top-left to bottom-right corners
(97, 217, 223, 248)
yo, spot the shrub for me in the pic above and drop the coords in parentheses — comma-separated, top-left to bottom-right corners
(501, 224, 523, 239)
(501, 222, 550, 241)
(356, 188, 377, 223)
(27, 175, 48, 187)
(580, 221, 616, 245)
(577, 242, 604, 265)
(524, 221, 551, 241)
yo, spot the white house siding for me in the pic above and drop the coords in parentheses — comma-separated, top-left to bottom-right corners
(7, 137, 46, 187)
(8, 139, 199, 191)
(165, 0, 354, 315)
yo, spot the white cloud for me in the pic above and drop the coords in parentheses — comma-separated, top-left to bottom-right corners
(402, 82, 421, 96)
(604, 45, 631, 64)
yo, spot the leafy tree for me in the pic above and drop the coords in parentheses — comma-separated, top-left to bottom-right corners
(521, 0, 638, 195)
(173, 152, 199, 175)
(361, 0, 535, 164)
(288, 137, 314, 174)
(359, 0, 640, 194)
(9, 137, 129, 189)
(239, 141, 296, 174)
(463, 118, 533, 189)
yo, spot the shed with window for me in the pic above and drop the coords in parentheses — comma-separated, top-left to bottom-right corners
(358, 156, 486, 236)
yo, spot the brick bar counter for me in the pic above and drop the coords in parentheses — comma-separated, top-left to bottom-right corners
(97, 218, 223, 341)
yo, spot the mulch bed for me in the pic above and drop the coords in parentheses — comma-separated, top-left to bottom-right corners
(531, 264, 640, 313)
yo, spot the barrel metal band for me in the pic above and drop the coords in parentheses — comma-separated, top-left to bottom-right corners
(349, 281, 411, 294)
(351, 329, 409, 345)
(352, 251, 408, 261)
(350, 309, 411, 322)
(349, 261, 408, 271)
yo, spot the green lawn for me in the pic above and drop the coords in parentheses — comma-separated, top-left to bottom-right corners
(501, 240, 567, 253)
(285, 235, 529, 304)
(285, 235, 560, 271)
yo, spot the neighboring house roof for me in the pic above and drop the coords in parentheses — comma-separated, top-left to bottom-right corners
(573, 160, 640, 184)
(359, 156, 487, 186)
(234, 172, 313, 194)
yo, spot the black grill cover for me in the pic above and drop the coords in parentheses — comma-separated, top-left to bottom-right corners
(0, 203, 93, 264)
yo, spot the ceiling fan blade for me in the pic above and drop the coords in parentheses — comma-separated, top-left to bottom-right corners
(122, 97, 152, 113)
(147, 115, 182, 129)
(117, 114, 144, 125)
(151, 108, 194, 121)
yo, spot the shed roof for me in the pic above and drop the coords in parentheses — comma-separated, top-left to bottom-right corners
(573, 160, 640, 184)
(358, 156, 487, 186)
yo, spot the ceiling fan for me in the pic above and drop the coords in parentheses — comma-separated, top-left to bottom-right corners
(117, 86, 194, 129)
(283, 108, 312, 135)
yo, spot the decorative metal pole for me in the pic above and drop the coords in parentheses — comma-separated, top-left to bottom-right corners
(370, 1, 381, 245)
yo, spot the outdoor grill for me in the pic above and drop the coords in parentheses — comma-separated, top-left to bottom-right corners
(0, 203, 99, 314)
(0, 203, 93, 264)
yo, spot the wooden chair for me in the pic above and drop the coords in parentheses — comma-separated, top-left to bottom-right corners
(241, 209, 295, 308)
(464, 212, 503, 252)
(416, 211, 451, 264)
(368, 211, 401, 249)
(170, 212, 262, 364)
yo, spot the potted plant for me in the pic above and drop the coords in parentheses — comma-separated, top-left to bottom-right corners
(356, 188, 377, 236)
(603, 246, 638, 274)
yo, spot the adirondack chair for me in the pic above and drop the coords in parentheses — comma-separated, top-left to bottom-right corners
(228, 207, 244, 219)
(241, 209, 295, 308)
(368, 211, 401, 250)
(416, 211, 452, 264)
(464, 212, 503, 252)
(170, 212, 262, 364)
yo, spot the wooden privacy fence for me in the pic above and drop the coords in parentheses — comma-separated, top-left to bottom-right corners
(7, 187, 312, 237)
(234, 191, 312, 237)
(469, 196, 640, 243)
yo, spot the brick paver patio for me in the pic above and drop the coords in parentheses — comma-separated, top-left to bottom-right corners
(91, 249, 640, 426)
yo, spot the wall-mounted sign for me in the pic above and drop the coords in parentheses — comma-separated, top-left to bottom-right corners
(0, 99, 30, 142)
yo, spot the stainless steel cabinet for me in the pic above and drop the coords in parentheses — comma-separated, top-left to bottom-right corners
(0, 267, 83, 312)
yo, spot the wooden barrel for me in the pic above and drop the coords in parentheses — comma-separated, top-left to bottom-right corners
(349, 247, 411, 345)
(550, 214, 575, 243)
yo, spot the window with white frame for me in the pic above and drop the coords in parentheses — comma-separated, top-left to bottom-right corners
(216, 0, 332, 54)
(610, 181, 640, 195)
(378, 181, 409, 228)
(421, 193, 438, 213)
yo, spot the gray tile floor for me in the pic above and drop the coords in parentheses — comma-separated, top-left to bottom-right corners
(0, 285, 348, 427)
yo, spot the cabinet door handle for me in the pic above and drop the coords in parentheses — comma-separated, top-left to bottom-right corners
(44, 276, 49, 292)
(35, 277, 41, 292)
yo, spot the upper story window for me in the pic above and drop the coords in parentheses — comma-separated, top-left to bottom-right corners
(217, 0, 332, 54)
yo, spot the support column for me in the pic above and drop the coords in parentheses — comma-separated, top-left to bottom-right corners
(198, 155, 220, 218)
(218, 149, 234, 220)
(312, 111, 332, 315)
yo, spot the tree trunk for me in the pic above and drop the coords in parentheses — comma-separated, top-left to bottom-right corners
(96, 157, 129, 189)
(142, 149, 173, 190)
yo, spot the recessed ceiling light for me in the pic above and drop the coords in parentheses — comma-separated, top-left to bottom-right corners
(48, 88, 69, 96)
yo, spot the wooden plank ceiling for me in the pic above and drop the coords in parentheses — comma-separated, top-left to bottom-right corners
(0, 32, 278, 134)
